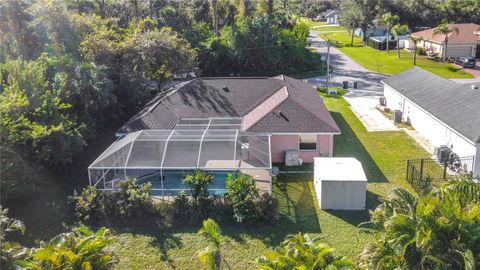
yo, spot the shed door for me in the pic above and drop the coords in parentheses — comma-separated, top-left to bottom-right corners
(447, 46, 474, 58)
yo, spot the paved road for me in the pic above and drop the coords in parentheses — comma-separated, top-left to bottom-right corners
(306, 31, 398, 131)
(306, 31, 388, 92)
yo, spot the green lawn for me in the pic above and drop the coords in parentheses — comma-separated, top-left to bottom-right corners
(312, 25, 348, 32)
(315, 31, 474, 78)
(6, 94, 432, 269)
(299, 17, 327, 27)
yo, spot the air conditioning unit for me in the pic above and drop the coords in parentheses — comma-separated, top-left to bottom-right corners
(393, 110, 402, 123)
(285, 150, 300, 166)
(434, 145, 451, 163)
(379, 97, 386, 106)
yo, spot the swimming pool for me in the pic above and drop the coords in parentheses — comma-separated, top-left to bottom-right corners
(136, 170, 234, 196)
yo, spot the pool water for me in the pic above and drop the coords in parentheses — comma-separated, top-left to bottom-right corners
(136, 170, 234, 196)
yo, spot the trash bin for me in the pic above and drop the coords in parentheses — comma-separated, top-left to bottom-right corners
(342, 81, 349, 89)
(353, 82, 358, 89)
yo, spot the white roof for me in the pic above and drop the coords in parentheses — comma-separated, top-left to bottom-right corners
(314, 157, 367, 182)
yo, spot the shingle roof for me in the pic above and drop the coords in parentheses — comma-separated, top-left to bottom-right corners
(382, 67, 480, 143)
(118, 76, 340, 134)
(410, 23, 480, 44)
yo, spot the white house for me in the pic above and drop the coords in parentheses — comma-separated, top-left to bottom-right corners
(324, 10, 339, 25)
(382, 67, 480, 177)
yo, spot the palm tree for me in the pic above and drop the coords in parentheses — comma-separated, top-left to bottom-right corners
(433, 22, 459, 62)
(196, 219, 228, 270)
(0, 206, 27, 269)
(391, 24, 409, 58)
(380, 12, 399, 53)
(358, 185, 480, 270)
(409, 35, 423, 66)
(257, 233, 355, 269)
(25, 226, 116, 269)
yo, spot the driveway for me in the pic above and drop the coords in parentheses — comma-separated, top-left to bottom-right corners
(306, 31, 397, 131)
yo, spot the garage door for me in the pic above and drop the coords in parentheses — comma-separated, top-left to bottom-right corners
(447, 46, 473, 58)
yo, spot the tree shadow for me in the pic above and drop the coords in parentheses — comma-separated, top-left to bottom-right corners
(330, 112, 388, 183)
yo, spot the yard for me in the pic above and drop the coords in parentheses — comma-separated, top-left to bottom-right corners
(7, 93, 431, 269)
(314, 30, 474, 78)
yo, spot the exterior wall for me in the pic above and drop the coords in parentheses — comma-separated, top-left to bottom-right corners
(416, 40, 477, 57)
(474, 143, 480, 178)
(270, 134, 333, 163)
(384, 84, 477, 167)
(318, 181, 366, 210)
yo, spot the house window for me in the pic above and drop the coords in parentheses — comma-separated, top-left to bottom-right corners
(299, 134, 317, 150)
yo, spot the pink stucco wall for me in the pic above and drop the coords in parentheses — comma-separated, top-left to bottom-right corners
(270, 134, 333, 163)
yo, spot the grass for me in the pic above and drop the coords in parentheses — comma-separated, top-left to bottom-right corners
(312, 25, 348, 32)
(299, 17, 327, 27)
(5, 94, 432, 269)
(315, 31, 473, 78)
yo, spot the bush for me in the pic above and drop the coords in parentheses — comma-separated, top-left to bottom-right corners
(71, 178, 157, 223)
(184, 170, 214, 201)
(225, 173, 279, 225)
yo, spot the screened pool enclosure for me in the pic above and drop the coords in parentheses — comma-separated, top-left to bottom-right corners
(88, 118, 272, 197)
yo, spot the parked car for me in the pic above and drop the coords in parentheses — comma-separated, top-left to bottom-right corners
(455, 57, 476, 68)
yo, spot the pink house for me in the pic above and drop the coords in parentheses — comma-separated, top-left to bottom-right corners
(117, 75, 340, 164)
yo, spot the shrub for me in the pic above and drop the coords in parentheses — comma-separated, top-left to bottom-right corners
(170, 191, 232, 225)
(184, 170, 214, 201)
(71, 178, 156, 223)
(225, 173, 279, 225)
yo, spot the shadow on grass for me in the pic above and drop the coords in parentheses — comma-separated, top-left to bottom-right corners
(323, 190, 381, 227)
(330, 112, 388, 183)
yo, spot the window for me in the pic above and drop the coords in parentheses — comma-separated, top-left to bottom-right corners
(299, 134, 317, 150)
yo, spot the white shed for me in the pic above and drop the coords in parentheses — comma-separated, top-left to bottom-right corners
(314, 157, 367, 210)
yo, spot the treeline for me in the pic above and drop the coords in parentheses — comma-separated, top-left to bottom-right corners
(0, 0, 321, 202)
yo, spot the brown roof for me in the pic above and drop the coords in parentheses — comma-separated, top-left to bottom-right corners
(410, 23, 480, 44)
(118, 76, 340, 134)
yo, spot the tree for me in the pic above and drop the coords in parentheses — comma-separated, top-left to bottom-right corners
(433, 22, 459, 62)
(23, 226, 115, 269)
(184, 170, 214, 201)
(391, 24, 409, 58)
(0, 206, 27, 270)
(340, 0, 379, 43)
(338, 1, 361, 46)
(210, 0, 219, 35)
(256, 0, 269, 14)
(196, 219, 228, 270)
(379, 12, 399, 53)
(409, 35, 423, 66)
(257, 233, 355, 269)
(358, 182, 480, 270)
(237, 0, 250, 17)
(225, 173, 259, 224)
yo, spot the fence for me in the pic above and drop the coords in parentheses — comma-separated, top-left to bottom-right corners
(406, 156, 475, 193)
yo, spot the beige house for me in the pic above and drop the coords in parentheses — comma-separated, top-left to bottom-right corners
(409, 23, 480, 58)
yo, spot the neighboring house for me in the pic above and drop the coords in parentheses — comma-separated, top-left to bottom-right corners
(355, 23, 388, 39)
(317, 9, 339, 25)
(382, 67, 480, 177)
(89, 75, 340, 195)
(325, 10, 339, 25)
(409, 23, 480, 58)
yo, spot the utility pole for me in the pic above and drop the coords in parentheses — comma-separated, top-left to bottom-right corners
(326, 43, 330, 90)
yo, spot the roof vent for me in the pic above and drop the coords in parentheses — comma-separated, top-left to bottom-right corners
(222, 85, 230, 92)
(471, 84, 479, 90)
(274, 109, 289, 121)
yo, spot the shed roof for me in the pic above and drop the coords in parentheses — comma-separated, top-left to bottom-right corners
(382, 67, 480, 144)
(314, 157, 367, 182)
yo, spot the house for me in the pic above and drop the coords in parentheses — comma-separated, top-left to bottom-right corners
(89, 75, 340, 195)
(409, 23, 480, 58)
(317, 9, 339, 25)
(382, 67, 480, 177)
(355, 22, 388, 39)
(325, 10, 339, 25)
